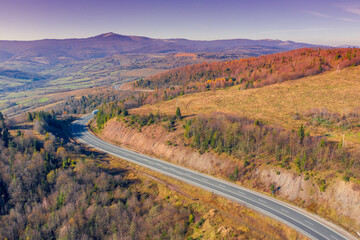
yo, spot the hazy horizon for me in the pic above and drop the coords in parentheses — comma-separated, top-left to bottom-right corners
(0, 31, 358, 48)
(1, 0, 360, 46)
(0, 31, 326, 44)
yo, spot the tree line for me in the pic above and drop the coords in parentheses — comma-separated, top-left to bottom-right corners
(183, 113, 358, 182)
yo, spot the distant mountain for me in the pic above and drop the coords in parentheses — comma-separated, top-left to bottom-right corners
(0, 32, 323, 68)
(337, 44, 359, 48)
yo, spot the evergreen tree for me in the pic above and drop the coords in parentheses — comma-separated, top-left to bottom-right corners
(0, 111, 4, 129)
(297, 124, 305, 144)
(1, 128, 9, 147)
(122, 108, 129, 116)
(176, 107, 182, 120)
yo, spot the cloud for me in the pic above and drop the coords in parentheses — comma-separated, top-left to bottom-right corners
(261, 28, 329, 34)
(337, 17, 357, 22)
(344, 8, 360, 15)
(306, 11, 331, 18)
(306, 9, 358, 22)
(340, 4, 360, 16)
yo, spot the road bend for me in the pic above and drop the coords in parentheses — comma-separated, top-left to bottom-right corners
(71, 114, 355, 240)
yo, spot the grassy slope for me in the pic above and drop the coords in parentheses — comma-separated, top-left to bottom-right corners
(133, 66, 360, 146)
(0, 76, 27, 88)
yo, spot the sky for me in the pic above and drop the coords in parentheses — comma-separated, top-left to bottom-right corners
(0, 0, 359, 46)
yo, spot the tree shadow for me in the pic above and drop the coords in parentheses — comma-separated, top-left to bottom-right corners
(182, 114, 196, 119)
(10, 124, 33, 130)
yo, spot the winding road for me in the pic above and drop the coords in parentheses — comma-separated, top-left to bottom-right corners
(71, 114, 355, 240)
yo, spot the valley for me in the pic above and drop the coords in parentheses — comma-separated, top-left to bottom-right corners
(3, 0, 360, 238)
(0, 33, 322, 116)
(1, 33, 359, 239)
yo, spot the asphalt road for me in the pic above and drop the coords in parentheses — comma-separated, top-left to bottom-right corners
(71, 114, 354, 240)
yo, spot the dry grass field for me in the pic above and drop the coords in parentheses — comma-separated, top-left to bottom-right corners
(133, 66, 360, 146)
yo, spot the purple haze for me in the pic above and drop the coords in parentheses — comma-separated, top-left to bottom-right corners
(0, 0, 359, 46)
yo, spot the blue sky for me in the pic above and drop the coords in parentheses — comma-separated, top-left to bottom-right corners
(0, 0, 359, 46)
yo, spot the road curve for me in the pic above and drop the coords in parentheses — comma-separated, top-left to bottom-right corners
(71, 114, 354, 240)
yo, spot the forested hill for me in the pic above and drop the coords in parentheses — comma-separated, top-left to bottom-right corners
(136, 48, 360, 90)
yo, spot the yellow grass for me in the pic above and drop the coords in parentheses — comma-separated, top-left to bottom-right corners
(133, 66, 360, 145)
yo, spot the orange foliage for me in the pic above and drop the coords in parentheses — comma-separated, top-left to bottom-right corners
(135, 48, 360, 105)
(138, 48, 359, 91)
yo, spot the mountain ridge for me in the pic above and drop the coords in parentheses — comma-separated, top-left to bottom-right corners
(0, 32, 324, 67)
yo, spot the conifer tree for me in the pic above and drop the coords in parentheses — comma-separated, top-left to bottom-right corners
(176, 107, 182, 120)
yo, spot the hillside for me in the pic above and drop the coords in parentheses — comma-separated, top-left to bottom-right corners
(92, 65, 360, 235)
(134, 65, 360, 146)
(136, 48, 359, 92)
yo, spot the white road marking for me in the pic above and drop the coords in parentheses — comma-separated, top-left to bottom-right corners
(304, 220, 314, 226)
(330, 235, 339, 240)
(258, 199, 266, 204)
(280, 208, 289, 213)
(172, 169, 184, 175)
